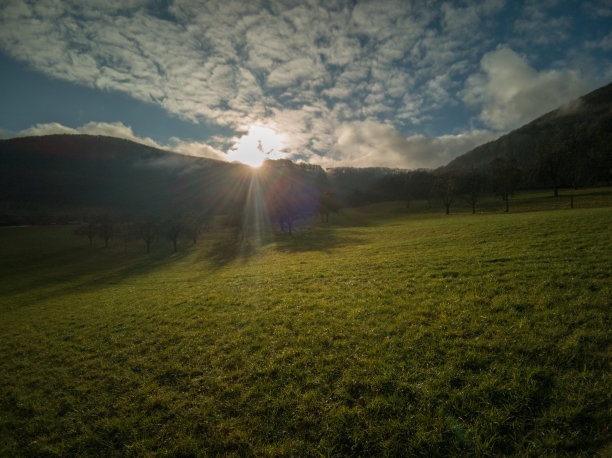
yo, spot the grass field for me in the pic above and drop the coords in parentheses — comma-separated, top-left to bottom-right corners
(1, 188, 611, 456)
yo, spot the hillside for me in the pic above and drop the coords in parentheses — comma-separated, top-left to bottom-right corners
(445, 82, 612, 186)
(0, 135, 332, 225)
(0, 135, 240, 224)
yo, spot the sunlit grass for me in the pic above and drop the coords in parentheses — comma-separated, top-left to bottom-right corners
(1, 190, 611, 455)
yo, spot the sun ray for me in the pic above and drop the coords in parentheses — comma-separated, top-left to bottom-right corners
(227, 124, 285, 167)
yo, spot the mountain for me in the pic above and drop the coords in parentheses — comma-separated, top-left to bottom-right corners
(2, 81, 611, 224)
(0, 134, 242, 224)
(445, 82, 612, 186)
(0, 134, 331, 225)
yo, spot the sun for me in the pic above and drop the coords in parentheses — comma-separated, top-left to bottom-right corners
(227, 125, 285, 167)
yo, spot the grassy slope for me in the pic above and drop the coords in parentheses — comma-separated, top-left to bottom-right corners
(1, 190, 611, 456)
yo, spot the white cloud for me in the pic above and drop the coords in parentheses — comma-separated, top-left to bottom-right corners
(586, 31, 612, 51)
(1, 0, 609, 168)
(266, 57, 325, 88)
(461, 47, 593, 131)
(16, 121, 162, 147)
(513, 2, 571, 46)
(0, 0, 446, 142)
(0, 127, 16, 139)
(168, 138, 227, 161)
(322, 120, 497, 169)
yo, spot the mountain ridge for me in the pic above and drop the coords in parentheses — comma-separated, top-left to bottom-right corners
(445, 81, 612, 180)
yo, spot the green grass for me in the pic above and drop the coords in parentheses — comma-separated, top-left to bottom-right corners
(1, 189, 611, 456)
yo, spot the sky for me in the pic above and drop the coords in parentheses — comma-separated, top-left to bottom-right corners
(1, 0, 611, 169)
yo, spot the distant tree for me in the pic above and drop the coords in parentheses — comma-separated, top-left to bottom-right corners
(318, 191, 340, 222)
(163, 216, 183, 253)
(433, 172, 457, 215)
(97, 214, 114, 248)
(269, 184, 297, 234)
(262, 162, 319, 235)
(406, 170, 435, 208)
(372, 172, 408, 202)
(537, 131, 572, 197)
(184, 210, 211, 245)
(346, 188, 369, 207)
(490, 157, 522, 212)
(458, 168, 486, 214)
(137, 218, 157, 254)
(226, 189, 247, 239)
(75, 220, 97, 247)
(117, 220, 135, 254)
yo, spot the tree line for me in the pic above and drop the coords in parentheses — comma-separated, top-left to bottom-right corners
(73, 142, 610, 252)
(74, 159, 342, 252)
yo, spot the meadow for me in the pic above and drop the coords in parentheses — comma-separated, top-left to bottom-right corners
(1, 188, 611, 456)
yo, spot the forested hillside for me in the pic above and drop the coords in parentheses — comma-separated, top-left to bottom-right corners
(445, 82, 612, 189)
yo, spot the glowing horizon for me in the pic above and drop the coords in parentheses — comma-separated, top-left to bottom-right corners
(226, 125, 286, 168)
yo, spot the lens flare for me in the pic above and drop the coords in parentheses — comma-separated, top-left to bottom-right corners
(227, 125, 285, 167)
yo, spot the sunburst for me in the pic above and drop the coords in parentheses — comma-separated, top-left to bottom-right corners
(227, 124, 285, 167)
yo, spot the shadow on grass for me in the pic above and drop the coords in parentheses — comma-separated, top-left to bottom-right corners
(201, 222, 365, 266)
(202, 227, 257, 267)
(270, 224, 365, 254)
(0, 228, 193, 308)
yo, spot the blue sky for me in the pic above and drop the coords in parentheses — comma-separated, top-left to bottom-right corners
(1, 0, 611, 168)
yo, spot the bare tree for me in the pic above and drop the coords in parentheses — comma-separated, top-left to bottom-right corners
(459, 168, 486, 214)
(184, 210, 211, 245)
(117, 220, 134, 254)
(490, 157, 522, 212)
(537, 131, 574, 197)
(433, 172, 456, 215)
(163, 216, 183, 253)
(137, 218, 157, 254)
(75, 220, 97, 247)
(97, 214, 114, 248)
(318, 191, 340, 223)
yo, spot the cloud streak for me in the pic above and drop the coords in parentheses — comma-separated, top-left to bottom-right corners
(319, 121, 498, 169)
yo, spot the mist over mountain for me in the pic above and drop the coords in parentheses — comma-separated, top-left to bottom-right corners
(445, 82, 612, 187)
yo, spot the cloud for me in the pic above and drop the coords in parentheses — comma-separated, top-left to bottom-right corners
(0, 127, 16, 139)
(320, 121, 497, 169)
(17, 121, 162, 148)
(513, 2, 572, 45)
(1, 0, 609, 168)
(461, 47, 593, 131)
(586, 31, 612, 51)
(168, 138, 227, 161)
(14, 120, 233, 162)
(0, 0, 473, 159)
